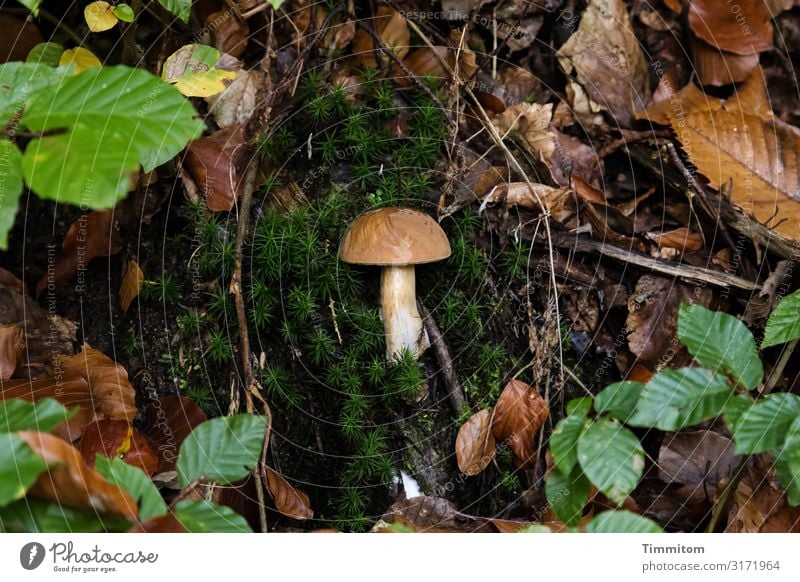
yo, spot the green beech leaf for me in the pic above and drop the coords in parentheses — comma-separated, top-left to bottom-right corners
(549, 415, 585, 475)
(0, 62, 69, 124)
(173, 500, 252, 532)
(627, 368, 732, 431)
(546, 466, 589, 526)
(16, 0, 43, 16)
(26, 42, 65, 66)
(566, 397, 592, 418)
(0, 498, 130, 532)
(730, 393, 800, 454)
(585, 510, 663, 533)
(157, 0, 191, 23)
(577, 418, 644, 505)
(0, 140, 23, 249)
(22, 123, 138, 207)
(113, 3, 135, 22)
(763, 290, 800, 348)
(595, 381, 645, 422)
(177, 414, 266, 486)
(774, 416, 800, 506)
(677, 303, 762, 389)
(22, 65, 203, 172)
(95, 456, 167, 521)
(0, 433, 48, 507)
(0, 399, 75, 433)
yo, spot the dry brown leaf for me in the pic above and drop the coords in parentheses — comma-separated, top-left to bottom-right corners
(692, 37, 759, 86)
(557, 0, 650, 126)
(265, 466, 314, 520)
(455, 409, 496, 476)
(0, 267, 25, 294)
(79, 419, 159, 476)
(395, 46, 451, 86)
(661, 0, 682, 13)
(140, 394, 208, 473)
(352, 6, 409, 68)
(726, 463, 800, 532)
(35, 210, 121, 296)
(0, 13, 43, 63)
(658, 430, 739, 487)
(208, 10, 249, 59)
(688, 0, 773, 55)
(130, 513, 186, 532)
(119, 259, 144, 312)
(0, 323, 24, 380)
(492, 379, 549, 468)
(382, 495, 466, 532)
(18, 431, 138, 520)
(626, 275, 713, 369)
(206, 69, 265, 128)
(647, 227, 704, 254)
(184, 124, 251, 212)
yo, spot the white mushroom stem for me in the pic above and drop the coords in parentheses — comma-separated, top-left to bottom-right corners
(380, 265, 430, 361)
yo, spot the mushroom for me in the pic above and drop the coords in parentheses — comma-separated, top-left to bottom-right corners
(340, 207, 451, 361)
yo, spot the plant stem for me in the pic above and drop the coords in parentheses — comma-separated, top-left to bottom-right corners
(419, 301, 466, 415)
(763, 338, 798, 396)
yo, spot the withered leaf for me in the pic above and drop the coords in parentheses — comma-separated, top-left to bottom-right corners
(557, 0, 649, 126)
(119, 259, 144, 312)
(455, 409, 496, 476)
(207, 69, 265, 128)
(184, 124, 251, 212)
(692, 37, 758, 86)
(726, 463, 800, 532)
(647, 227, 704, 255)
(688, 0, 773, 55)
(265, 466, 314, 520)
(79, 419, 159, 476)
(140, 394, 207, 474)
(492, 379, 549, 468)
(0, 324, 24, 380)
(18, 431, 138, 520)
(382, 495, 466, 532)
(35, 210, 121, 296)
(352, 6, 409, 68)
(658, 430, 739, 487)
(208, 10, 249, 59)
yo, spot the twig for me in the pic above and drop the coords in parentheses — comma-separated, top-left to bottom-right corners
(418, 301, 466, 415)
(763, 338, 798, 396)
(544, 231, 760, 291)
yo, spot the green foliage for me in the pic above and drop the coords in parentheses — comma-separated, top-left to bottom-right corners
(94, 456, 167, 521)
(177, 414, 267, 487)
(0, 434, 48, 506)
(585, 510, 663, 533)
(762, 289, 800, 348)
(0, 398, 75, 433)
(173, 500, 252, 532)
(677, 304, 762, 389)
(157, 0, 192, 22)
(547, 301, 800, 528)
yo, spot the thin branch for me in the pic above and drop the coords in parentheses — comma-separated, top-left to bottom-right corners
(419, 301, 466, 415)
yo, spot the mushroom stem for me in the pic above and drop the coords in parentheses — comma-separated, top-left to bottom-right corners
(380, 265, 430, 360)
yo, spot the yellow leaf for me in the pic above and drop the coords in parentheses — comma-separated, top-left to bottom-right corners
(172, 68, 237, 98)
(84, 1, 118, 32)
(59, 47, 102, 74)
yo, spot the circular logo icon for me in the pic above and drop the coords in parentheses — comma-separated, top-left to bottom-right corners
(20, 542, 46, 570)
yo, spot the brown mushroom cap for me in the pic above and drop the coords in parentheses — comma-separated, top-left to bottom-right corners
(339, 207, 451, 266)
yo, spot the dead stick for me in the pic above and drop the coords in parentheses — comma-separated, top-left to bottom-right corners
(419, 301, 466, 415)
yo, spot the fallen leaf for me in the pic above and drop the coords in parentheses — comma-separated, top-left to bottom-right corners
(647, 227, 704, 255)
(557, 0, 650, 126)
(626, 275, 713, 369)
(0, 324, 24, 380)
(0, 267, 25, 294)
(396, 47, 451, 85)
(162, 44, 239, 98)
(184, 124, 251, 212)
(688, 0, 773, 55)
(18, 431, 138, 519)
(206, 69, 265, 128)
(382, 495, 466, 532)
(84, 1, 118, 32)
(265, 466, 314, 520)
(455, 409, 496, 476)
(486, 182, 574, 222)
(79, 419, 159, 476)
(492, 379, 549, 468)
(119, 259, 144, 312)
(0, 14, 43, 63)
(140, 394, 207, 473)
(208, 10, 249, 59)
(35, 210, 122, 296)
(352, 6, 409, 68)
(59, 47, 103, 74)
(726, 463, 800, 532)
(130, 513, 186, 532)
(658, 430, 739, 487)
(691, 37, 759, 86)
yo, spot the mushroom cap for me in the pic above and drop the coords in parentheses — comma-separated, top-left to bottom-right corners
(339, 207, 451, 266)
